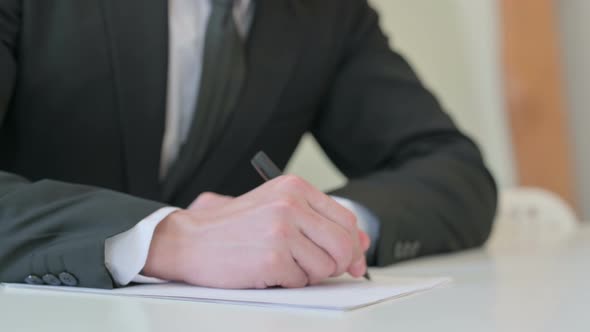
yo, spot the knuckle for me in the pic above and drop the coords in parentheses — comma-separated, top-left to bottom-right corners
(277, 175, 308, 192)
(264, 198, 300, 220)
(273, 197, 299, 212)
(325, 259, 337, 276)
(316, 259, 337, 280)
(267, 219, 293, 241)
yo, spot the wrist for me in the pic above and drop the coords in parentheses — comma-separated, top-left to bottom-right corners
(142, 210, 192, 281)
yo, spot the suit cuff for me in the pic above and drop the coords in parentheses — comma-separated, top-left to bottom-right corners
(331, 196, 380, 261)
(104, 207, 179, 286)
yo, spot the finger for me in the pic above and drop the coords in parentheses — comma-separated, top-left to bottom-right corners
(347, 256, 368, 278)
(289, 230, 337, 285)
(271, 176, 358, 232)
(301, 194, 363, 263)
(294, 207, 355, 276)
(275, 255, 309, 289)
(359, 230, 371, 252)
(347, 232, 370, 277)
(271, 176, 364, 265)
(348, 231, 370, 277)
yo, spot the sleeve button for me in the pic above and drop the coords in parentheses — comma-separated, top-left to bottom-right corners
(59, 272, 79, 287)
(24, 275, 44, 285)
(42, 274, 62, 286)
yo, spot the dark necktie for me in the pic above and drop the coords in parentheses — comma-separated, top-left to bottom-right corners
(165, 0, 246, 193)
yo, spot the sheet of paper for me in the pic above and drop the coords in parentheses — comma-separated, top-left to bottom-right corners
(2, 275, 450, 311)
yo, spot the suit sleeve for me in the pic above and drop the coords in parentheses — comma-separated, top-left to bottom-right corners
(312, 0, 498, 266)
(0, 1, 165, 288)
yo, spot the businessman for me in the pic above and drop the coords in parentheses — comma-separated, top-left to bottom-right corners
(0, 0, 497, 289)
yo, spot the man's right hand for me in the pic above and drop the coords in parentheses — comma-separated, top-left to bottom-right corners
(142, 175, 370, 289)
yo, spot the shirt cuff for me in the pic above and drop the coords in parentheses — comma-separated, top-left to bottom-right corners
(104, 207, 179, 286)
(331, 196, 380, 261)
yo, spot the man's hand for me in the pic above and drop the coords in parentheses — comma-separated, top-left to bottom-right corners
(143, 175, 371, 289)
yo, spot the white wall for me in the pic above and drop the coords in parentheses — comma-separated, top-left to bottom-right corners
(287, 0, 515, 192)
(558, 1, 590, 219)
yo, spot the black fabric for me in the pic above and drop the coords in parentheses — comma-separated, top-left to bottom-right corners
(0, 0, 497, 288)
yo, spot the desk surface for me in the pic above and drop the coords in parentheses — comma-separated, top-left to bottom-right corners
(2, 226, 589, 332)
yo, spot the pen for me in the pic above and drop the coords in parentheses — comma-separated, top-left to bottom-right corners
(251, 151, 371, 281)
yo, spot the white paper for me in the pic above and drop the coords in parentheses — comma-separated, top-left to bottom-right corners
(2, 275, 450, 311)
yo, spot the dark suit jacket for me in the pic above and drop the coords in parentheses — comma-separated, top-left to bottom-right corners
(0, 0, 497, 288)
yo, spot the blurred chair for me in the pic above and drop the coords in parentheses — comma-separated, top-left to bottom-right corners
(486, 187, 579, 252)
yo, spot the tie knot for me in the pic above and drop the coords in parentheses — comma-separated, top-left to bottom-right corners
(212, 0, 235, 10)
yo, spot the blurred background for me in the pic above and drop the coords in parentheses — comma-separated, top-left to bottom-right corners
(286, 0, 590, 223)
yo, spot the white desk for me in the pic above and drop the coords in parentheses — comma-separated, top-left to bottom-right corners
(2, 226, 589, 332)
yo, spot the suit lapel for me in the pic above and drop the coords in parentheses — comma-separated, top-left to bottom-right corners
(163, 0, 304, 201)
(101, 0, 169, 200)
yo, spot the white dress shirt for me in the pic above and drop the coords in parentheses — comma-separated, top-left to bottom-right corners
(104, 0, 379, 286)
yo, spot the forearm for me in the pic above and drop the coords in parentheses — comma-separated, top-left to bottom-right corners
(311, 1, 497, 266)
(0, 171, 165, 288)
(331, 137, 497, 266)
